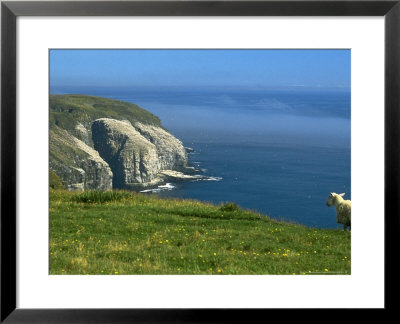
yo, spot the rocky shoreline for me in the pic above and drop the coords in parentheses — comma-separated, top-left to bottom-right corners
(138, 170, 222, 194)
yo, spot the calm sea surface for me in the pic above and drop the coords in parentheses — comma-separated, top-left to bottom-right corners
(52, 87, 351, 228)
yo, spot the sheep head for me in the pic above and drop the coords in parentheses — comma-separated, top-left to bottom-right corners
(326, 192, 345, 207)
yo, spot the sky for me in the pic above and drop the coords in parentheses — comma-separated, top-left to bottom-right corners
(50, 49, 351, 90)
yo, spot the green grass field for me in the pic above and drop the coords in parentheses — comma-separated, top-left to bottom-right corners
(49, 190, 351, 275)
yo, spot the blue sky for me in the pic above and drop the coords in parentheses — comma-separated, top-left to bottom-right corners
(50, 49, 350, 90)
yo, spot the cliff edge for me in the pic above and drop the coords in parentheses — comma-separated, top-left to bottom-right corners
(49, 94, 194, 190)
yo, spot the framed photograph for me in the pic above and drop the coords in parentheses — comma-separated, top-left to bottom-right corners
(1, 0, 399, 321)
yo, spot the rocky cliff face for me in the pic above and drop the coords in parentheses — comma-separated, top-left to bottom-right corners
(49, 95, 191, 191)
(50, 126, 113, 191)
(92, 118, 161, 188)
(134, 122, 188, 171)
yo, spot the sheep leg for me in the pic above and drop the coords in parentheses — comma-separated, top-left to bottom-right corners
(343, 224, 347, 231)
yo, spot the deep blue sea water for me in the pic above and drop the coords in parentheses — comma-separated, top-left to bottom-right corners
(52, 86, 351, 228)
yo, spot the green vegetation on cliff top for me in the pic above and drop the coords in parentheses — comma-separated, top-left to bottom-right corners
(49, 94, 162, 133)
(50, 190, 351, 275)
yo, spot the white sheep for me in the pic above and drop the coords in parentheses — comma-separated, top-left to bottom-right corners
(326, 192, 351, 230)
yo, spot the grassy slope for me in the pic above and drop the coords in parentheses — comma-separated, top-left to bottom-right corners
(50, 190, 351, 275)
(49, 94, 162, 132)
(49, 170, 66, 189)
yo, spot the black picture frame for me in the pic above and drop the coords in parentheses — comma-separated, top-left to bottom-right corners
(1, 0, 399, 322)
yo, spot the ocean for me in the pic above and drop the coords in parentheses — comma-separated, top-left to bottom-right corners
(51, 86, 351, 228)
